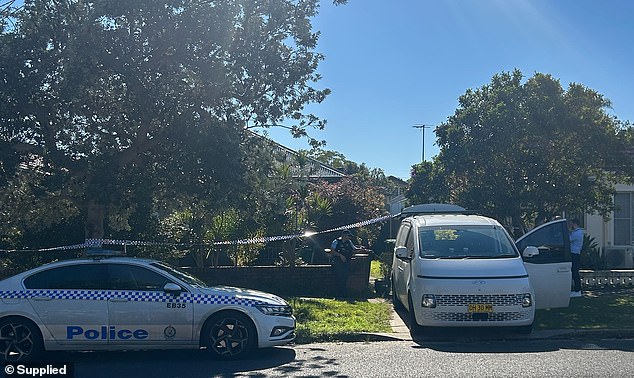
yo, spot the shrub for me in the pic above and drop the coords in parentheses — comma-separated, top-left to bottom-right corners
(580, 234, 603, 270)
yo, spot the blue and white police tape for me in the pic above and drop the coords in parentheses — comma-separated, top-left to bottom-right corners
(0, 213, 397, 253)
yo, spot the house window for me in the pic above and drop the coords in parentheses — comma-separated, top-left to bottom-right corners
(614, 192, 632, 246)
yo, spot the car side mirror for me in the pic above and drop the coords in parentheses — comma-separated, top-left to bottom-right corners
(522, 246, 539, 258)
(395, 246, 411, 260)
(163, 282, 183, 296)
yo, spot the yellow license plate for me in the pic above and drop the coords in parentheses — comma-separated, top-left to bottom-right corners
(468, 304, 493, 313)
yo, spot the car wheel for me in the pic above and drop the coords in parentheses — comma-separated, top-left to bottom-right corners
(0, 318, 42, 363)
(203, 312, 256, 359)
(407, 293, 423, 335)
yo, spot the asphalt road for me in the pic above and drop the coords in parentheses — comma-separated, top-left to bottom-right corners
(10, 337, 634, 378)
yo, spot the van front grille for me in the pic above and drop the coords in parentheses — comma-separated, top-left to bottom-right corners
(435, 294, 525, 307)
(424, 311, 531, 322)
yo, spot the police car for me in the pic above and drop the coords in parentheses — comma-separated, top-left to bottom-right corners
(0, 252, 295, 362)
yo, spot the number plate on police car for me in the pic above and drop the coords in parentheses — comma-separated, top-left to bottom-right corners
(468, 304, 493, 313)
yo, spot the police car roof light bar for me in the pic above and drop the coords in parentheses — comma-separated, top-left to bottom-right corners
(400, 203, 470, 216)
(84, 248, 126, 258)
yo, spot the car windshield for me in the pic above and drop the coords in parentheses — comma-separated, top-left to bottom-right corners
(418, 225, 518, 259)
(150, 262, 208, 288)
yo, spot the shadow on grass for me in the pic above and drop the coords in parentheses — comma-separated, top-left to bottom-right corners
(536, 288, 634, 330)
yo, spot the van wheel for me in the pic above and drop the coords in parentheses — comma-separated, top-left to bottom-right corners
(407, 294, 423, 335)
(202, 312, 256, 359)
(0, 318, 43, 362)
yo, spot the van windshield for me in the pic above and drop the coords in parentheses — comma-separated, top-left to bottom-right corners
(418, 225, 518, 259)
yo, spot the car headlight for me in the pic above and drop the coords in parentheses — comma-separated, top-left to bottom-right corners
(421, 294, 437, 308)
(522, 293, 533, 308)
(255, 304, 293, 317)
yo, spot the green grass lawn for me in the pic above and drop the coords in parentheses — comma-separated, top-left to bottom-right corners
(290, 298, 392, 344)
(535, 290, 634, 330)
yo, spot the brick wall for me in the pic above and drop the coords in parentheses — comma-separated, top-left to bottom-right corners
(187, 254, 371, 298)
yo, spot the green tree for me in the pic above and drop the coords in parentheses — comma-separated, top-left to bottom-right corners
(312, 176, 386, 247)
(406, 161, 448, 205)
(0, 0, 342, 244)
(306, 148, 395, 247)
(433, 70, 632, 234)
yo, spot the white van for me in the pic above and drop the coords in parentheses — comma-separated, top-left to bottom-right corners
(391, 204, 572, 333)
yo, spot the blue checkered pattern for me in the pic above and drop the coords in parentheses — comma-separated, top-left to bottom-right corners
(0, 290, 265, 307)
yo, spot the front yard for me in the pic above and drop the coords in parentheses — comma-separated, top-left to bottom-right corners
(290, 297, 392, 344)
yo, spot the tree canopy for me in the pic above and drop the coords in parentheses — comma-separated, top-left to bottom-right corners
(412, 70, 633, 234)
(0, 0, 339, 243)
(406, 161, 447, 205)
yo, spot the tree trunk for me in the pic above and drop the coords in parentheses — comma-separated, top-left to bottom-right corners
(85, 200, 105, 240)
(192, 246, 206, 268)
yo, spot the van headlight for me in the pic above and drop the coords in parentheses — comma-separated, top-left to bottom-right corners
(522, 293, 533, 308)
(421, 294, 437, 308)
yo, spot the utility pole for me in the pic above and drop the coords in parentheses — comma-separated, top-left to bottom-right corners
(412, 124, 431, 162)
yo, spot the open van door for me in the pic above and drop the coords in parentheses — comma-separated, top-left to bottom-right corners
(516, 219, 572, 309)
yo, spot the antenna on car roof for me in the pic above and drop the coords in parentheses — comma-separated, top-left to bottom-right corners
(399, 203, 474, 217)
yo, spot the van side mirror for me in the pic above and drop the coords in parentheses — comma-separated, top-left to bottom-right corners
(522, 246, 539, 258)
(395, 246, 411, 260)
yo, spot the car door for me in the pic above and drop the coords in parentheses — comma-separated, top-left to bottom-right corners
(516, 219, 571, 309)
(106, 263, 194, 346)
(23, 263, 110, 346)
(392, 222, 412, 306)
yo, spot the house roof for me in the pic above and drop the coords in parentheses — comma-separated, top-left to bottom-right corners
(248, 131, 346, 181)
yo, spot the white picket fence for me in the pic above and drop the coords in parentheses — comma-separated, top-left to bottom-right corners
(580, 270, 634, 287)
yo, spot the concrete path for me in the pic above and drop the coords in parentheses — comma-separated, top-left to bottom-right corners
(367, 298, 411, 341)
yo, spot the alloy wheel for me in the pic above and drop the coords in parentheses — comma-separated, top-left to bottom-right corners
(207, 315, 253, 358)
(0, 321, 37, 362)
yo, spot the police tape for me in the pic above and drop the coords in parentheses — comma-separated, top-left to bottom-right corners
(0, 214, 397, 253)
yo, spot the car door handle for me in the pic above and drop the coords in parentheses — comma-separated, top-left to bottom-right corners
(32, 296, 52, 301)
(109, 298, 129, 303)
(557, 267, 570, 272)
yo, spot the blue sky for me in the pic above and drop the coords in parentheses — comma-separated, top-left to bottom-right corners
(264, 0, 634, 179)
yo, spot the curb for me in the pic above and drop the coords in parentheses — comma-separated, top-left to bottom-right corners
(529, 328, 634, 340)
(352, 328, 634, 344)
(293, 328, 634, 345)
